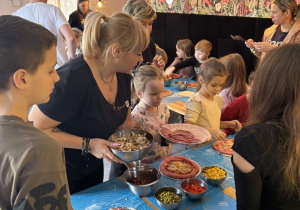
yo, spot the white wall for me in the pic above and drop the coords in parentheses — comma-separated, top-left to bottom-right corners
(90, 0, 127, 16)
(0, 0, 30, 15)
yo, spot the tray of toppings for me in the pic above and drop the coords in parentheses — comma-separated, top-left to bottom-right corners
(213, 138, 234, 156)
(159, 156, 201, 180)
(159, 123, 211, 145)
(108, 129, 153, 162)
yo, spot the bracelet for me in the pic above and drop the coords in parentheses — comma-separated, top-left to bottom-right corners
(250, 47, 255, 54)
(81, 137, 91, 156)
(81, 137, 91, 167)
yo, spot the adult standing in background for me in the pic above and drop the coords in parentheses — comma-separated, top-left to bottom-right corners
(69, 0, 91, 31)
(13, 0, 76, 69)
(29, 11, 149, 194)
(245, 0, 300, 59)
(123, 0, 165, 70)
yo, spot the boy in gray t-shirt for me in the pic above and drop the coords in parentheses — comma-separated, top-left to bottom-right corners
(0, 16, 72, 209)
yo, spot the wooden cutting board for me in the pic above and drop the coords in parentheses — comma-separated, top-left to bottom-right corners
(167, 101, 186, 116)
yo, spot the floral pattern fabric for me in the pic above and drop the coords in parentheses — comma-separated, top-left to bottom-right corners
(131, 103, 171, 164)
(147, 0, 300, 18)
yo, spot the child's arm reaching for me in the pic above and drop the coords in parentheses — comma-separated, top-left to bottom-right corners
(220, 120, 242, 132)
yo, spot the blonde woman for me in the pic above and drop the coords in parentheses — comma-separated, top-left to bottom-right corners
(245, 0, 300, 59)
(123, 0, 165, 70)
(29, 12, 149, 194)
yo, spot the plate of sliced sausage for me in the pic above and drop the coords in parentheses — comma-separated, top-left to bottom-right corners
(159, 123, 211, 145)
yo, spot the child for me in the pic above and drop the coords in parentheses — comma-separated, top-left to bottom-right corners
(65, 27, 83, 59)
(184, 58, 242, 141)
(72, 27, 83, 56)
(167, 39, 195, 78)
(0, 16, 71, 209)
(221, 72, 255, 136)
(218, 53, 248, 110)
(132, 65, 171, 164)
(164, 39, 212, 78)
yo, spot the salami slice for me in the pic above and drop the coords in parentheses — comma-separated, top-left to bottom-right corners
(213, 139, 234, 155)
(159, 156, 199, 179)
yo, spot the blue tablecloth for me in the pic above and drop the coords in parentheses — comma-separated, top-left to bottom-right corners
(163, 78, 196, 104)
(71, 137, 237, 210)
(71, 178, 151, 210)
(145, 141, 236, 210)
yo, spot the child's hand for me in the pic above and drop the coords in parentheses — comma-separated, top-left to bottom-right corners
(210, 129, 226, 141)
(164, 67, 175, 77)
(153, 55, 165, 70)
(229, 120, 242, 132)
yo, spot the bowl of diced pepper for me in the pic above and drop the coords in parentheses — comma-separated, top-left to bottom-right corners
(181, 178, 207, 200)
(155, 186, 182, 209)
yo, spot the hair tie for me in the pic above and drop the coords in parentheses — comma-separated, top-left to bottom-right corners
(103, 16, 108, 22)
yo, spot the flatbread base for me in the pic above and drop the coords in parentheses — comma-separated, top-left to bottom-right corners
(159, 156, 200, 179)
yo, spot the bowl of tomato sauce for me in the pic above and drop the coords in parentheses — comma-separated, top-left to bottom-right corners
(181, 178, 207, 200)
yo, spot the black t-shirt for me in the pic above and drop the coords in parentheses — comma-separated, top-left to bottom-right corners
(232, 123, 300, 209)
(38, 55, 131, 179)
(142, 39, 156, 64)
(173, 56, 200, 71)
(270, 25, 288, 47)
(68, 10, 88, 31)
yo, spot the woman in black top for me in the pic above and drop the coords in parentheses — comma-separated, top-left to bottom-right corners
(68, 0, 91, 31)
(29, 12, 149, 194)
(232, 44, 300, 209)
(123, 0, 165, 70)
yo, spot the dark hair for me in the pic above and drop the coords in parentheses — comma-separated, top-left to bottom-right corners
(249, 43, 300, 198)
(0, 15, 57, 92)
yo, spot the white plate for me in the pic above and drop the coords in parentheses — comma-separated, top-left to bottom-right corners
(159, 123, 212, 145)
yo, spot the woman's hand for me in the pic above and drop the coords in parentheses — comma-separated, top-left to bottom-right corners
(229, 120, 242, 132)
(253, 42, 275, 52)
(153, 55, 165, 70)
(164, 66, 175, 77)
(245, 39, 255, 49)
(89, 139, 125, 164)
(210, 129, 226, 141)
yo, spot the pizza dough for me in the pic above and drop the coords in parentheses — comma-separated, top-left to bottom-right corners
(188, 82, 197, 88)
(177, 91, 194, 97)
(213, 139, 234, 155)
(163, 89, 172, 97)
(159, 156, 199, 179)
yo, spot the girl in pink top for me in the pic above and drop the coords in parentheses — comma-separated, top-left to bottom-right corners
(218, 53, 248, 110)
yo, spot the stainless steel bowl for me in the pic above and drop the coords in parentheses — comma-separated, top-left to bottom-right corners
(108, 129, 154, 162)
(124, 166, 161, 196)
(164, 78, 173, 87)
(202, 166, 227, 186)
(181, 178, 207, 200)
(155, 187, 182, 210)
(175, 81, 188, 91)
